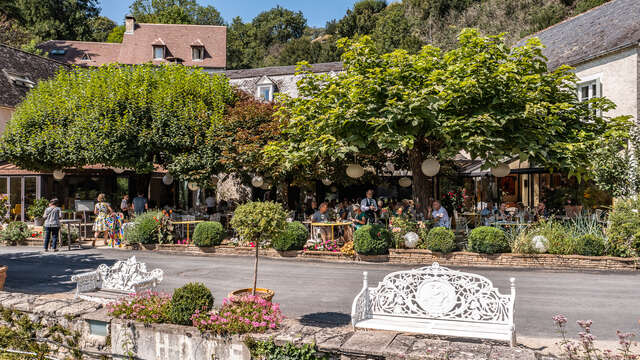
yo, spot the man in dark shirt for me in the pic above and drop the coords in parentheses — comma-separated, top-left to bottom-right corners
(132, 192, 148, 216)
(312, 202, 330, 241)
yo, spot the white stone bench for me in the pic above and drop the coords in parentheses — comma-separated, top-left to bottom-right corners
(351, 262, 516, 346)
(71, 256, 163, 304)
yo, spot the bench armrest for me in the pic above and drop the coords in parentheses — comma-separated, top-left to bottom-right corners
(130, 269, 164, 294)
(351, 271, 371, 328)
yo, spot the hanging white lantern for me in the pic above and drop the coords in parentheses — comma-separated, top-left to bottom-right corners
(404, 232, 419, 248)
(162, 173, 174, 185)
(398, 177, 412, 188)
(330, 185, 338, 192)
(251, 176, 264, 188)
(322, 178, 332, 186)
(187, 182, 200, 191)
(52, 170, 65, 181)
(385, 161, 395, 172)
(112, 167, 125, 174)
(346, 164, 364, 178)
(210, 175, 219, 186)
(421, 159, 440, 177)
(490, 163, 511, 178)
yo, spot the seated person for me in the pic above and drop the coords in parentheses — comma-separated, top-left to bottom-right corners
(535, 201, 549, 220)
(495, 203, 509, 221)
(481, 201, 496, 217)
(427, 200, 450, 228)
(352, 206, 367, 230)
(312, 202, 331, 241)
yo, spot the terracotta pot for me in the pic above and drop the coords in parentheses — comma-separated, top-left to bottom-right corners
(228, 288, 274, 302)
(0, 266, 7, 291)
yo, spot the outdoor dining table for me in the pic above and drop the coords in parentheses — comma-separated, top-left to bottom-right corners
(60, 219, 83, 251)
(461, 212, 482, 227)
(490, 221, 531, 228)
(310, 221, 353, 243)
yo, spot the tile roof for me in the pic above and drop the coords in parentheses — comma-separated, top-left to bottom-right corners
(38, 22, 226, 69)
(225, 62, 343, 79)
(518, 0, 640, 69)
(0, 43, 69, 108)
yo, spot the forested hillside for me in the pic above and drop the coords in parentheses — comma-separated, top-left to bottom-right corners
(0, 0, 611, 68)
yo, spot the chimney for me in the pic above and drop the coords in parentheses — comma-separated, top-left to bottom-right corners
(125, 15, 135, 34)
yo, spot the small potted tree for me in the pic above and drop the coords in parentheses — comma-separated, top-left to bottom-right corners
(27, 198, 49, 226)
(229, 201, 286, 300)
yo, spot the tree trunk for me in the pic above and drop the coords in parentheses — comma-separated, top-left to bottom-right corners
(252, 243, 259, 295)
(409, 138, 432, 217)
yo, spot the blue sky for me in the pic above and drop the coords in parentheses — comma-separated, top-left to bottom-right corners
(99, 0, 361, 27)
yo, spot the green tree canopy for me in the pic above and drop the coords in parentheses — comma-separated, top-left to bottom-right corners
(129, 0, 224, 25)
(0, 64, 235, 182)
(266, 29, 631, 211)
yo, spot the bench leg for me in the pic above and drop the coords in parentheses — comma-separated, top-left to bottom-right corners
(510, 330, 517, 347)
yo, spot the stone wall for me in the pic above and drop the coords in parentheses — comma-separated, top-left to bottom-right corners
(131, 244, 640, 271)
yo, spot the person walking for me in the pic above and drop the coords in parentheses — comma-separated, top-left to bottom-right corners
(43, 198, 62, 252)
(120, 194, 130, 220)
(360, 189, 378, 224)
(93, 193, 112, 247)
(132, 192, 148, 216)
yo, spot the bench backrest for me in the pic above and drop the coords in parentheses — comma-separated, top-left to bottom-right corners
(97, 256, 162, 292)
(365, 262, 515, 325)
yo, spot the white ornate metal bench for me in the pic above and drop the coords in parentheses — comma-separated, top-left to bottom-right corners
(351, 262, 516, 346)
(71, 256, 164, 304)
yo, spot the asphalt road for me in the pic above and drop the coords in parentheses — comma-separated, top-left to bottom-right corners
(1, 246, 638, 342)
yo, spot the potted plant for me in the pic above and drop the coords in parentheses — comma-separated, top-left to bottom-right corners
(27, 198, 49, 226)
(229, 201, 287, 300)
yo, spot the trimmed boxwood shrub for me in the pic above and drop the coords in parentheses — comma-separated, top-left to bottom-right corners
(272, 221, 308, 251)
(168, 282, 214, 325)
(192, 221, 225, 247)
(575, 234, 606, 256)
(353, 224, 391, 255)
(425, 227, 456, 253)
(468, 226, 510, 254)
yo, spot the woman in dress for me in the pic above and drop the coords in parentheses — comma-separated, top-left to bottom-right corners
(93, 193, 113, 247)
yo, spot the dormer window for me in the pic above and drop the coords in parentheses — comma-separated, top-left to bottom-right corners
(192, 47, 204, 61)
(153, 45, 165, 60)
(50, 49, 66, 55)
(81, 53, 91, 61)
(255, 76, 276, 102)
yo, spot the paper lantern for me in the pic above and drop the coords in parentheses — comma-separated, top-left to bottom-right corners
(385, 161, 395, 172)
(321, 178, 332, 186)
(187, 182, 200, 191)
(112, 167, 125, 174)
(53, 170, 65, 180)
(346, 164, 364, 178)
(532, 235, 548, 253)
(404, 232, 419, 248)
(162, 174, 174, 185)
(490, 163, 511, 178)
(251, 176, 264, 188)
(421, 159, 440, 177)
(398, 177, 412, 187)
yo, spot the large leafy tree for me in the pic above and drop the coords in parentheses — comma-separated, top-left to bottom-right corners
(129, 0, 224, 25)
(267, 29, 631, 212)
(13, 0, 100, 41)
(0, 64, 235, 189)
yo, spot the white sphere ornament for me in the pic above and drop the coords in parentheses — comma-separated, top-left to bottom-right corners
(404, 232, 419, 248)
(112, 167, 125, 174)
(187, 182, 200, 191)
(53, 170, 65, 181)
(491, 163, 511, 178)
(251, 176, 264, 188)
(385, 161, 395, 172)
(346, 164, 364, 179)
(162, 173, 174, 185)
(398, 177, 412, 188)
(421, 159, 440, 177)
(532, 235, 548, 253)
(322, 178, 332, 186)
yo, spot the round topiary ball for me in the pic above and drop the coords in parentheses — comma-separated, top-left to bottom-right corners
(168, 282, 214, 325)
(425, 227, 456, 253)
(272, 221, 309, 251)
(353, 224, 391, 255)
(467, 226, 510, 254)
(192, 221, 225, 247)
